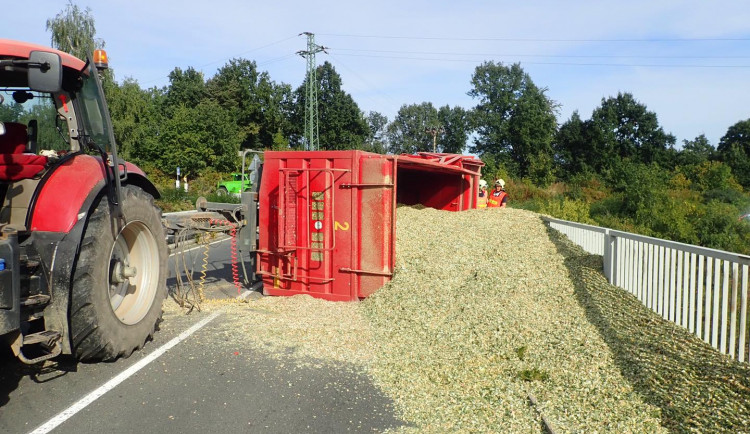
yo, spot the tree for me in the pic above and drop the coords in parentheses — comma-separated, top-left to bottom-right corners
(554, 111, 592, 178)
(256, 78, 294, 150)
(468, 61, 557, 179)
(588, 92, 676, 172)
(164, 67, 206, 111)
(291, 62, 368, 150)
(385, 104, 468, 155)
(508, 86, 557, 184)
(157, 100, 239, 177)
(677, 134, 714, 167)
(437, 105, 470, 154)
(717, 119, 750, 188)
(386, 103, 439, 154)
(206, 59, 293, 150)
(107, 78, 163, 162)
(316, 62, 369, 150)
(16, 100, 68, 151)
(363, 111, 388, 154)
(46, 1, 115, 93)
(607, 160, 670, 220)
(46, 1, 104, 60)
(0, 101, 23, 123)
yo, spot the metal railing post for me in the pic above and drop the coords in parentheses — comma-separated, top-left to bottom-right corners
(604, 229, 617, 284)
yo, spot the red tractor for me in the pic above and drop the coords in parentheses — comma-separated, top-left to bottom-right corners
(0, 40, 167, 363)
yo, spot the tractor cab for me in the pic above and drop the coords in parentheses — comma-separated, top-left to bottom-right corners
(0, 41, 117, 229)
(0, 40, 166, 364)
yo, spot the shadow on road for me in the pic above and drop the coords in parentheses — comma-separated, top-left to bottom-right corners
(546, 225, 750, 432)
(0, 346, 77, 407)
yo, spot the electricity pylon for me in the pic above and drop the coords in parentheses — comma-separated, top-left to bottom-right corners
(425, 126, 445, 152)
(297, 32, 327, 151)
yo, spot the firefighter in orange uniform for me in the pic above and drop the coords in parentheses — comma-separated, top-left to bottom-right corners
(477, 179, 489, 208)
(487, 179, 508, 208)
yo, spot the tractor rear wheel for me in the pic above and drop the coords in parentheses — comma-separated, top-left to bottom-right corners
(70, 185, 167, 361)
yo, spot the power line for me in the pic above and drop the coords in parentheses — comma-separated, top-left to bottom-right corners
(332, 52, 750, 69)
(136, 35, 299, 86)
(326, 52, 402, 114)
(256, 53, 297, 68)
(331, 47, 750, 60)
(319, 33, 750, 43)
(197, 35, 298, 69)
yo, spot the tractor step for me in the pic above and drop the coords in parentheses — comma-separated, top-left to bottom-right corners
(15, 330, 62, 364)
(23, 330, 60, 346)
(20, 294, 50, 307)
(20, 257, 40, 273)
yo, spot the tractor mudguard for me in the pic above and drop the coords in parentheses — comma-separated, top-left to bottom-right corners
(27, 154, 160, 355)
(30, 154, 157, 232)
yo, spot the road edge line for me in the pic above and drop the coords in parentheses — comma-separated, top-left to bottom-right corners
(28, 310, 222, 434)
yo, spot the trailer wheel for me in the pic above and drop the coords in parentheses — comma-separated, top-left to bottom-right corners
(70, 186, 167, 361)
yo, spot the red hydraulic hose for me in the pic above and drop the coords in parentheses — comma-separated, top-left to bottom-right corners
(210, 218, 242, 294)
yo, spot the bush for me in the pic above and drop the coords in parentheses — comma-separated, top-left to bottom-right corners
(507, 178, 553, 203)
(190, 167, 226, 196)
(695, 201, 750, 254)
(155, 187, 193, 212)
(511, 197, 546, 213)
(590, 193, 626, 218)
(539, 198, 595, 224)
(703, 188, 747, 206)
(645, 196, 699, 245)
(496, 154, 750, 255)
(681, 160, 739, 193)
(136, 162, 173, 193)
(565, 172, 608, 203)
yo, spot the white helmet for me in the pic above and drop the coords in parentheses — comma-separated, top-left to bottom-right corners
(495, 179, 505, 188)
(479, 179, 488, 189)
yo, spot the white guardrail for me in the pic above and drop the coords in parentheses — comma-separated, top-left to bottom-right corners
(543, 216, 750, 364)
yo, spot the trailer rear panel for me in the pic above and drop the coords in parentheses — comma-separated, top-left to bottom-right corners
(258, 150, 396, 301)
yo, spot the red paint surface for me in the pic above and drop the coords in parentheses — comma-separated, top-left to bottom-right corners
(258, 151, 396, 301)
(0, 39, 86, 70)
(0, 122, 48, 181)
(0, 154, 48, 181)
(30, 155, 145, 233)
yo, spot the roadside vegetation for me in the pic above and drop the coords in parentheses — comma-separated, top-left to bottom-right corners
(502, 158, 750, 255)
(35, 4, 750, 256)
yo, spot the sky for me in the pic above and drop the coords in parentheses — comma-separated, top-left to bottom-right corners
(5, 0, 750, 148)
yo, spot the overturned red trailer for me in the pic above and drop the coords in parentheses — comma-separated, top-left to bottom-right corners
(257, 150, 483, 301)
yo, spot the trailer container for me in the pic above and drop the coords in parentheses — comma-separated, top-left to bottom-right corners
(257, 150, 483, 301)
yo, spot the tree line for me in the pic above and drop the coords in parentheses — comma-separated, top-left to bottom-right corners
(41, 2, 750, 254)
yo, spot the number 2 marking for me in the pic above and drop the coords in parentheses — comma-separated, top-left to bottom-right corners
(334, 221, 350, 231)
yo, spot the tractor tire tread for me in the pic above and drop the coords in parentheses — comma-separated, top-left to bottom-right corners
(69, 186, 167, 362)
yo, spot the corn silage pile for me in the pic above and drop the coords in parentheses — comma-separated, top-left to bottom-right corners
(361, 206, 665, 432)
(188, 204, 750, 432)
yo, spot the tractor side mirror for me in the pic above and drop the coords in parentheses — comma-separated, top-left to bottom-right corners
(28, 51, 62, 93)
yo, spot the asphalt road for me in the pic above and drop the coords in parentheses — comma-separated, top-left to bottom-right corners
(0, 237, 404, 433)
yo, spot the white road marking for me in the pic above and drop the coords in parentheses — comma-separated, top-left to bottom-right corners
(28, 311, 222, 434)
